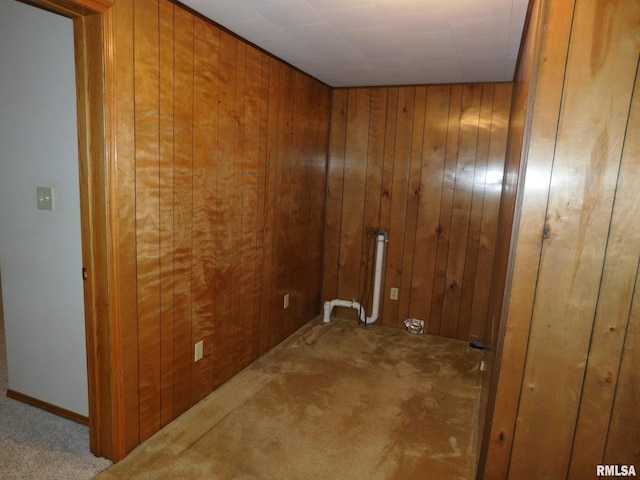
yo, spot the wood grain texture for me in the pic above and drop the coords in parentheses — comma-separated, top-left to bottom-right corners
(469, 83, 511, 343)
(158, 0, 174, 429)
(244, 46, 265, 362)
(323, 90, 348, 303)
(429, 86, 462, 335)
(191, 16, 219, 401)
(134, 0, 161, 442)
(67, 3, 116, 457)
(383, 87, 414, 329)
(251, 52, 270, 360)
(112, 0, 140, 455)
(337, 88, 370, 320)
(108, 0, 331, 457)
(481, 0, 640, 477)
(259, 58, 281, 356)
(480, 0, 572, 476)
(397, 86, 426, 326)
(508, 0, 639, 476)
(604, 264, 640, 466)
(23, 0, 112, 17)
(325, 84, 512, 340)
(440, 85, 481, 338)
(569, 56, 640, 479)
(458, 85, 493, 341)
(409, 86, 450, 327)
(359, 88, 388, 320)
(171, 5, 193, 419)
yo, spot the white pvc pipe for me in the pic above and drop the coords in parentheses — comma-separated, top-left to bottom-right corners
(367, 232, 386, 324)
(323, 232, 387, 325)
(323, 298, 366, 324)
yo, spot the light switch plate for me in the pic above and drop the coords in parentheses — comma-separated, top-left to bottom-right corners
(37, 186, 54, 211)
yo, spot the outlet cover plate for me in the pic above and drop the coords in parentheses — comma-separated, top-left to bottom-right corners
(37, 186, 54, 211)
(194, 340, 203, 362)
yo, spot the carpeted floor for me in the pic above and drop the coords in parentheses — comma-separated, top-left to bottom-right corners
(95, 317, 482, 480)
(0, 283, 112, 479)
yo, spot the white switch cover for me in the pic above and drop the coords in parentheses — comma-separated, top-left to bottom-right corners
(37, 186, 54, 211)
(390, 287, 399, 300)
(194, 340, 204, 362)
(284, 293, 290, 309)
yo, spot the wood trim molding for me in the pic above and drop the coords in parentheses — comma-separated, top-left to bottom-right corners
(6, 389, 89, 426)
(20, 0, 112, 17)
(74, 10, 116, 459)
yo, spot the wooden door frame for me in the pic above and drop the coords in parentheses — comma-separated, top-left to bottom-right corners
(19, 0, 119, 460)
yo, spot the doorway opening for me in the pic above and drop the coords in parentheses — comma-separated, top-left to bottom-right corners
(3, 0, 116, 460)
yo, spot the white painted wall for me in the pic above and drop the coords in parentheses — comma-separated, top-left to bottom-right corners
(0, 1, 88, 416)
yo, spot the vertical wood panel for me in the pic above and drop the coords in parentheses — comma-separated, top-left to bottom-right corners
(569, 60, 640, 478)
(458, 85, 494, 340)
(229, 39, 247, 377)
(323, 90, 348, 303)
(306, 80, 330, 317)
(112, 0, 139, 454)
(363, 88, 387, 233)
(295, 74, 323, 328)
(212, 29, 236, 389)
(604, 265, 640, 466)
(259, 58, 280, 354)
(244, 47, 264, 362)
(171, 6, 193, 418)
(337, 89, 370, 320)
(272, 65, 294, 343)
(381, 87, 414, 329)
(374, 87, 398, 327)
(482, 0, 640, 478)
(378, 88, 398, 240)
(288, 72, 307, 332)
(440, 85, 481, 338)
(409, 85, 450, 331)
(134, 0, 161, 442)
(252, 53, 270, 358)
(158, 0, 174, 428)
(469, 83, 512, 342)
(191, 17, 219, 400)
(359, 88, 387, 317)
(482, 0, 573, 476)
(397, 86, 426, 325)
(429, 86, 462, 335)
(507, 1, 639, 475)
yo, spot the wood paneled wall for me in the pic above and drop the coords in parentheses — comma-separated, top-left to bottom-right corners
(324, 84, 512, 342)
(480, 0, 640, 478)
(476, 0, 543, 464)
(111, 0, 331, 455)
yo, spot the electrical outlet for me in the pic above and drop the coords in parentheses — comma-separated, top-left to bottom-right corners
(194, 340, 203, 362)
(284, 293, 290, 309)
(390, 287, 399, 300)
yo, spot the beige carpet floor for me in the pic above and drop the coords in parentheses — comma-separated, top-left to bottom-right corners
(94, 317, 482, 480)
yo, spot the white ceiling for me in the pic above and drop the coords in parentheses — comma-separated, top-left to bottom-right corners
(181, 0, 530, 88)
